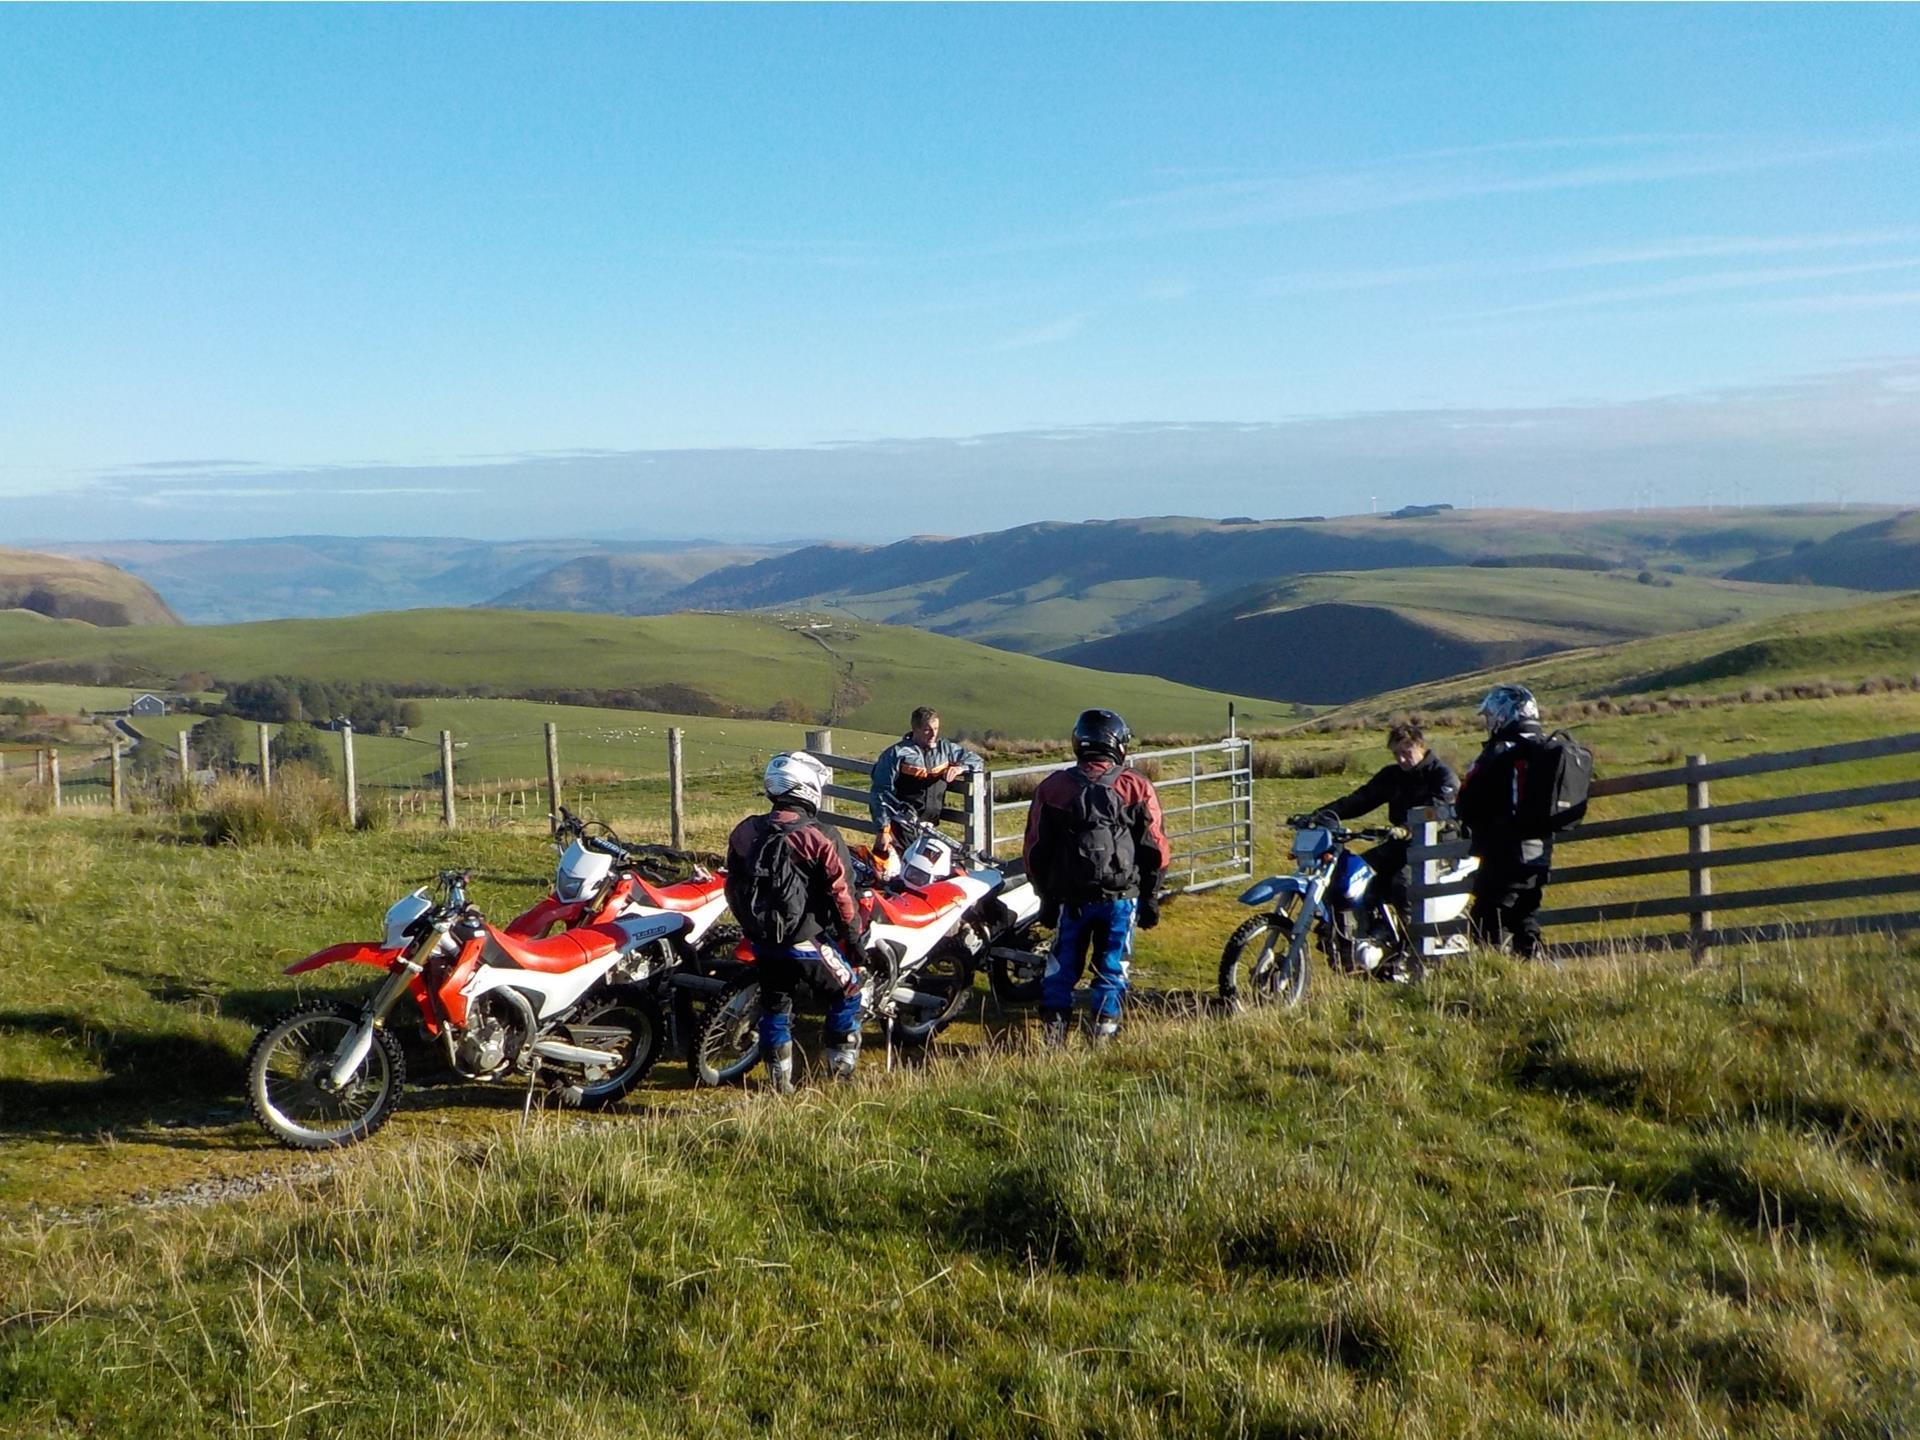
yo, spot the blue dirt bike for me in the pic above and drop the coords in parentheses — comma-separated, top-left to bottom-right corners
(1217, 814, 1475, 1008)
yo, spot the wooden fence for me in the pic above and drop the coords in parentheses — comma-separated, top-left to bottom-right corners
(1408, 731, 1920, 962)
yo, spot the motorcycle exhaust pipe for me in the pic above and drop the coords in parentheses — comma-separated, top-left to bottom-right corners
(668, 972, 727, 995)
(529, 1038, 622, 1068)
(890, 985, 948, 1011)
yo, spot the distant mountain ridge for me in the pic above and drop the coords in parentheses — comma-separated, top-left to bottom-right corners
(1726, 510, 1920, 590)
(0, 548, 180, 627)
(43, 536, 783, 623)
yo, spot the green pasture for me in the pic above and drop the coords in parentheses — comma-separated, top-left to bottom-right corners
(0, 606, 1295, 738)
(1252, 565, 1866, 645)
(1322, 591, 1920, 722)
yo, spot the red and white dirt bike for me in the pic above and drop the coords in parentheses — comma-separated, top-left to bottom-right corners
(690, 816, 1011, 1084)
(509, 808, 740, 1063)
(246, 870, 684, 1149)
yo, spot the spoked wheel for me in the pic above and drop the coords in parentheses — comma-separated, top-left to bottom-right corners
(693, 978, 762, 1086)
(555, 985, 664, 1107)
(246, 999, 406, 1150)
(1218, 902, 1309, 1011)
(892, 941, 974, 1042)
(987, 923, 1050, 1004)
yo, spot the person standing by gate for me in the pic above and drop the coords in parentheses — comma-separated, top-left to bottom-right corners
(1022, 709, 1169, 1045)
(870, 706, 985, 833)
(1458, 684, 1553, 959)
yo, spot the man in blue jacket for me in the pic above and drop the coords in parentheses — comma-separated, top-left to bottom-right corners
(870, 706, 984, 833)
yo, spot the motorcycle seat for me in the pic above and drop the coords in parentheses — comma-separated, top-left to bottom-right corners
(483, 922, 626, 974)
(635, 877, 725, 914)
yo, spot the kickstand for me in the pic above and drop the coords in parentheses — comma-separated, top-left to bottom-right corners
(884, 1014, 895, 1072)
(521, 1060, 541, 1129)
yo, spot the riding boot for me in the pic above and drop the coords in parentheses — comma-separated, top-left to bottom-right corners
(824, 1032, 860, 1082)
(1090, 1015, 1120, 1045)
(1039, 1010, 1070, 1048)
(767, 1040, 795, 1096)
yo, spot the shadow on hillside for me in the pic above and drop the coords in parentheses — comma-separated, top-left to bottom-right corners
(0, 1006, 245, 1139)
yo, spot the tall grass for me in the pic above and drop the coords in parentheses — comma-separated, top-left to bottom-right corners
(187, 765, 354, 847)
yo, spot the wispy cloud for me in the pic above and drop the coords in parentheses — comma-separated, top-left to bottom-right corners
(1112, 135, 1913, 232)
(1257, 263, 1459, 298)
(1463, 255, 1920, 320)
(982, 314, 1091, 352)
(1530, 228, 1920, 273)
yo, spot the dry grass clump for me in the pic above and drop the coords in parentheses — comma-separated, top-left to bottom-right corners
(191, 765, 353, 846)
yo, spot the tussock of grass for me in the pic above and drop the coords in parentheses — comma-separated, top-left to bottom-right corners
(189, 766, 352, 847)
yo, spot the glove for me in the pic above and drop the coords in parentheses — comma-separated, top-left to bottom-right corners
(1037, 895, 1061, 929)
(1136, 894, 1161, 930)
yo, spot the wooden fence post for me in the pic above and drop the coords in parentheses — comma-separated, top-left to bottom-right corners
(35, 748, 47, 786)
(805, 729, 833, 816)
(341, 721, 358, 828)
(110, 740, 124, 813)
(440, 730, 456, 828)
(668, 727, 686, 849)
(1687, 753, 1713, 964)
(258, 724, 273, 793)
(544, 723, 561, 832)
(48, 749, 60, 811)
(178, 730, 191, 781)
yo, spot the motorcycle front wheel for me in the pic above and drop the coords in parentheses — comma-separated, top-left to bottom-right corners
(1218, 903, 1308, 1011)
(558, 986, 664, 1107)
(693, 978, 762, 1086)
(246, 999, 407, 1150)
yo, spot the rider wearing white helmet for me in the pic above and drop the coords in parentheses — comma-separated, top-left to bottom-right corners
(1458, 684, 1553, 959)
(723, 752, 873, 1092)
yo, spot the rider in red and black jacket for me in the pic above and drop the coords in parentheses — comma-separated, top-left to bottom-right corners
(724, 752, 872, 1091)
(1023, 709, 1169, 1045)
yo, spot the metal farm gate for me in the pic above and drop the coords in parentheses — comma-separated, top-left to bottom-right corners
(986, 737, 1255, 894)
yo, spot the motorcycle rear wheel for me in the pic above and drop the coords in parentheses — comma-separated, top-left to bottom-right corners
(892, 940, 974, 1041)
(558, 986, 664, 1107)
(1218, 906, 1308, 1011)
(693, 978, 762, 1086)
(987, 924, 1049, 1004)
(246, 999, 406, 1150)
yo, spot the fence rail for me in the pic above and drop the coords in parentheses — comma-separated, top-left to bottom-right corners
(1409, 729, 1920, 962)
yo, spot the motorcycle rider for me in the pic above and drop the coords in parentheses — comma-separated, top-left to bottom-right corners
(1022, 709, 1169, 1045)
(1457, 684, 1553, 960)
(870, 707, 985, 835)
(725, 752, 874, 1092)
(1309, 718, 1458, 930)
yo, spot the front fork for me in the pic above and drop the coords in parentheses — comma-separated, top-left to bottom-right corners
(326, 925, 444, 1089)
(1281, 870, 1332, 976)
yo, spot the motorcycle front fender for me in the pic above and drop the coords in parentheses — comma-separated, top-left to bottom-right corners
(284, 941, 405, 976)
(1238, 875, 1311, 909)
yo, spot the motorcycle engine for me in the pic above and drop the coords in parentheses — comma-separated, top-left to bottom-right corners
(453, 992, 532, 1077)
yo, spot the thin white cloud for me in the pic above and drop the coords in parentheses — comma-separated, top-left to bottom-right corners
(1530, 228, 1920, 273)
(1257, 263, 1460, 298)
(982, 314, 1091, 353)
(1112, 135, 1913, 232)
(1463, 255, 1920, 320)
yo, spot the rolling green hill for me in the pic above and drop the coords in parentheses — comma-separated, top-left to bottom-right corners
(0, 548, 180, 627)
(485, 547, 782, 614)
(1728, 509, 1920, 590)
(48, 537, 779, 624)
(1053, 567, 1865, 703)
(651, 506, 1884, 654)
(0, 607, 1295, 739)
(1308, 591, 1920, 723)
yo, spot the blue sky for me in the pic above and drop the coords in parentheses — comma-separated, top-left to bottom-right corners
(3, 5, 1918, 539)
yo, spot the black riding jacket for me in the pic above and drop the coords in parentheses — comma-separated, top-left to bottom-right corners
(1325, 752, 1459, 827)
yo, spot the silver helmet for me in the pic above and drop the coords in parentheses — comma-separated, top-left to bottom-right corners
(763, 751, 832, 809)
(1477, 684, 1539, 732)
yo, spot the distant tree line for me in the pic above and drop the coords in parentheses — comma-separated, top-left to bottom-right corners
(218, 675, 423, 735)
(171, 714, 335, 778)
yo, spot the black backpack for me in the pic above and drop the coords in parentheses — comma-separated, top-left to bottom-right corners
(741, 816, 814, 946)
(1057, 767, 1138, 898)
(1516, 730, 1594, 835)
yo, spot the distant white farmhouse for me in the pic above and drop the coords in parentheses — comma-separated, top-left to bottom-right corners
(129, 693, 169, 717)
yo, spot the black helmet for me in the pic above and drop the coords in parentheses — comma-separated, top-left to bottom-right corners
(1072, 708, 1131, 762)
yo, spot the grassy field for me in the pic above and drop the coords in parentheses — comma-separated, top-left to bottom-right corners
(1309, 591, 1920, 725)
(3, 818, 1917, 1435)
(6, 643, 1920, 1435)
(0, 607, 1297, 739)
